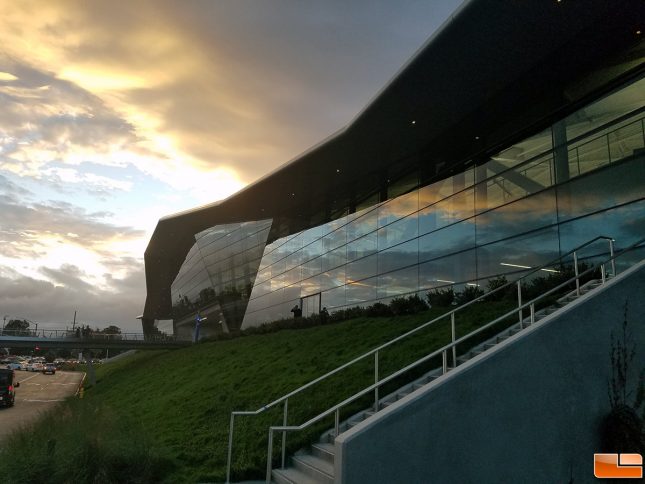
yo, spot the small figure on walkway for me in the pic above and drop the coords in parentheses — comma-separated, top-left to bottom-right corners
(291, 305, 302, 318)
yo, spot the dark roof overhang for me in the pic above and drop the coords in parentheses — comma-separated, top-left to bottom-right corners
(143, 0, 644, 319)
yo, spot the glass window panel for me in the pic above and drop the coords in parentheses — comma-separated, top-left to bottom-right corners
(378, 239, 418, 274)
(476, 227, 559, 280)
(346, 207, 378, 242)
(476, 188, 557, 245)
(323, 229, 346, 252)
(419, 220, 476, 262)
(490, 128, 554, 170)
(564, 76, 645, 141)
(322, 245, 346, 272)
(302, 237, 323, 263)
(285, 249, 303, 271)
(346, 277, 377, 306)
(572, 136, 610, 175)
(301, 274, 321, 297)
(322, 285, 346, 309)
(321, 266, 346, 290)
(420, 187, 474, 235)
(556, 156, 645, 222)
(346, 253, 378, 283)
(418, 177, 453, 210)
(302, 256, 322, 280)
(608, 118, 645, 163)
(378, 190, 418, 227)
(558, 200, 645, 260)
(377, 213, 418, 250)
(347, 232, 377, 263)
(377, 266, 418, 299)
(418, 249, 477, 290)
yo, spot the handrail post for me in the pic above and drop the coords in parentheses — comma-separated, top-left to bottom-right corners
(334, 408, 340, 438)
(601, 264, 606, 284)
(282, 399, 288, 469)
(374, 351, 379, 411)
(266, 429, 274, 483)
(609, 239, 616, 277)
(450, 312, 457, 367)
(530, 303, 535, 325)
(517, 281, 523, 327)
(226, 413, 234, 483)
(442, 350, 447, 374)
(573, 251, 580, 296)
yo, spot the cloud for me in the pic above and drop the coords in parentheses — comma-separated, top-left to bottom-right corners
(0, 262, 145, 330)
(0, 0, 453, 184)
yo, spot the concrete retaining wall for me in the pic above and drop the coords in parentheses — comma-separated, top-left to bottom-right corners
(336, 260, 645, 483)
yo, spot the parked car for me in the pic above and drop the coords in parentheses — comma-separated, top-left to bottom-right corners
(26, 362, 43, 372)
(42, 363, 56, 375)
(0, 368, 20, 407)
(6, 362, 22, 371)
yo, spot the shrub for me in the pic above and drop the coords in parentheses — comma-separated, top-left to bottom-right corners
(427, 288, 454, 307)
(454, 285, 484, 305)
(484, 276, 513, 301)
(389, 294, 429, 316)
(365, 302, 393, 317)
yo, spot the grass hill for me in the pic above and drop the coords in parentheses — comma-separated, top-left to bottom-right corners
(0, 301, 514, 483)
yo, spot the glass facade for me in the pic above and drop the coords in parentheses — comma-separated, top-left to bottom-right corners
(170, 219, 271, 338)
(171, 75, 645, 335)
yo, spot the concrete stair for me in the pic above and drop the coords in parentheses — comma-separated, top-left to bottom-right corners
(270, 278, 606, 483)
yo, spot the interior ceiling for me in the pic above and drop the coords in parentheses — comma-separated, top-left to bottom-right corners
(143, 0, 645, 319)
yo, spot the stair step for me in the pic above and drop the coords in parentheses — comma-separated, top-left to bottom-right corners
(273, 467, 320, 484)
(310, 442, 334, 464)
(396, 389, 412, 399)
(292, 454, 334, 484)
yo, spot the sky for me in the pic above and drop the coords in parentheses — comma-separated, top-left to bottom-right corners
(0, 0, 462, 332)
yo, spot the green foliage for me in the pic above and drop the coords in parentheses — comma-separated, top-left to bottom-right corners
(601, 302, 645, 453)
(455, 285, 485, 305)
(0, 399, 174, 483)
(426, 288, 455, 307)
(0, 299, 517, 482)
(389, 294, 429, 315)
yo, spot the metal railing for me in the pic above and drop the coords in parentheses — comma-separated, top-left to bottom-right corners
(0, 328, 175, 342)
(226, 235, 645, 482)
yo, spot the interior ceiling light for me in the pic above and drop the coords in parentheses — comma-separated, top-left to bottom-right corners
(466, 283, 480, 287)
(500, 262, 531, 269)
(436, 279, 455, 284)
(501, 262, 559, 273)
(411, 120, 416, 125)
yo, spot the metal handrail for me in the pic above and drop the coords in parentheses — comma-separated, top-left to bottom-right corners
(0, 328, 176, 342)
(225, 234, 624, 482)
(262, 236, 644, 482)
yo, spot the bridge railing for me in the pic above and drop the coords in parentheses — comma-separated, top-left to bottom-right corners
(0, 328, 177, 342)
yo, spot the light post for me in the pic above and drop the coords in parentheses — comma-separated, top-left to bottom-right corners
(2, 315, 7, 332)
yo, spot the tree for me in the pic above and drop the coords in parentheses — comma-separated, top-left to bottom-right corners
(100, 325, 121, 335)
(3, 319, 30, 336)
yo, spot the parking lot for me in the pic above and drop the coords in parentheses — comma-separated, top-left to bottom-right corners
(0, 370, 84, 442)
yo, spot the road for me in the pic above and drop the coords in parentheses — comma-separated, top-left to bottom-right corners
(0, 370, 84, 442)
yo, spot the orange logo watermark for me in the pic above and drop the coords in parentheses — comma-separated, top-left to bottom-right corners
(594, 453, 643, 479)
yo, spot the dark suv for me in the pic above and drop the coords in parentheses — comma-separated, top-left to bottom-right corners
(0, 368, 20, 407)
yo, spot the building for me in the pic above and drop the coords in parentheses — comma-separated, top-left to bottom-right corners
(142, 1, 644, 340)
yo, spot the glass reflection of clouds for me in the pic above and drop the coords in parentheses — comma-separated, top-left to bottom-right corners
(171, 76, 644, 331)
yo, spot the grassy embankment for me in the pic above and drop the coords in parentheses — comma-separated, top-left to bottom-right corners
(0, 301, 516, 483)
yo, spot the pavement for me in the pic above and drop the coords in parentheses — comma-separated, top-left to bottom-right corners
(0, 370, 84, 442)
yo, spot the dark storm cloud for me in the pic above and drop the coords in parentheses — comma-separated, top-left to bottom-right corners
(2, 0, 460, 181)
(0, 262, 145, 330)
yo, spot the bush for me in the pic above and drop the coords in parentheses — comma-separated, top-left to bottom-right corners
(365, 302, 393, 317)
(484, 276, 513, 301)
(389, 294, 429, 316)
(455, 285, 484, 305)
(427, 288, 455, 307)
